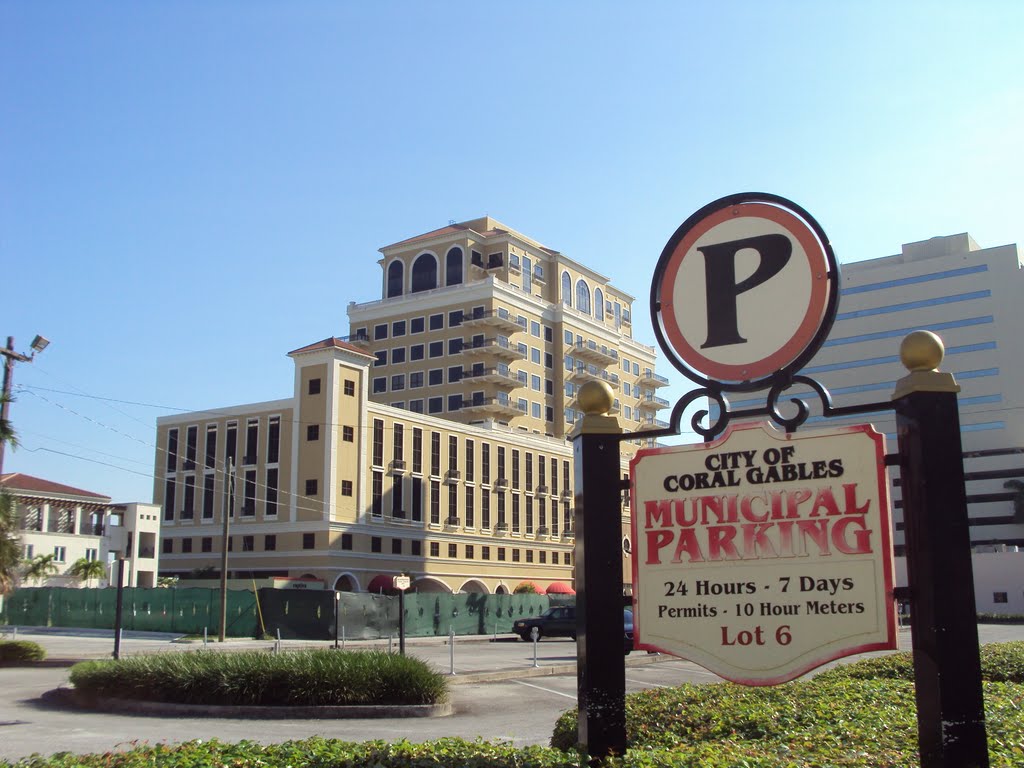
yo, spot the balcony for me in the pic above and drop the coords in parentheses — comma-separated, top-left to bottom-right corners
(388, 460, 407, 475)
(462, 364, 521, 389)
(444, 470, 461, 485)
(463, 337, 526, 362)
(461, 308, 523, 334)
(494, 522, 509, 536)
(638, 395, 670, 411)
(536, 485, 549, 495)
(460, 395, 522, 419)
(445, 516, 461, 529)
(573, 340, 619, 365)
(639, 369, 670, 388)
(508, 258, 521, 273)
(536, 526, 550, 537)
(340, 330, 372, 349)
(568, 365, 620, 388)
(637, 418, 670, 431)
(533, 267, 546, 284)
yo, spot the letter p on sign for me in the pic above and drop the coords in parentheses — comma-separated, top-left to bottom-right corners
(652, 194, 838, 391)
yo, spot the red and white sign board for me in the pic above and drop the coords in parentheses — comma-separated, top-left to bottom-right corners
(629, 423, 897, 685)
(653, 195, 836, 390)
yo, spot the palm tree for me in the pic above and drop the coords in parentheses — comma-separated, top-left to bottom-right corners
(1005, 480, 1024, 524)
(0, 393, 21, 595)
(69, 557, 107, 587)
(23, 553, 59, 586)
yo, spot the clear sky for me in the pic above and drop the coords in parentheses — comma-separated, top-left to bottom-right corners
(2, 1, 1022, 503)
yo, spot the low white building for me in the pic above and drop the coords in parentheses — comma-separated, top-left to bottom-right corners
(0, 473, 160, 588)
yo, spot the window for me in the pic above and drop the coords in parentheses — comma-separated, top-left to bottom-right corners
(205, 425, 217, 469)
(391, 374, 405, 391)
(561, 271, 572, 306)
(448, 338, 463, 355)
(410, 371, 424, 388)
(203, 474, 215, 519)
(449, 309, 463, 327)
(448, 394, 462, 411)
(303, 533, 315, 549)
(242, 535, 254, 552)
(392, 538, 402, 555)
(372, 471, 383, 517)
(266, 468, 278, 516)
(446, 247, 463, 286)
(182, 476, 195, 519)
(371, 536, 382, 553)
(595, 287, 605, 320)
(512, 449, 520, 488)
(411, 344, 424, 361)
(267, 416, 280, 463)
(430, 481, 440, 525)
(412, 476, 423, 522)
(411, 540, 422, 556)
(482, 488, 491, 528)
(576, 279, 591, 314)
(429, 313, 444, 330)
(244, 419, 258, 464)
(411, 253, 438, 292)
(412, 428, 423, 473)
(201, 537, 212, 553)
(531, 374, 541, 391)
(428, 397, 442, 414)
(343, 426, 354, 442)
(531, 320, 540, 337)
(540, 550, 547, 564)
(161, 539, 173, 555)
(466, 544, 474, 559)
(307, 424, 320, 441)
(523, 255, 532, 292)
(341, 533, 353, 550)
(343, 379, 355, 396)
(372, 419, 384, 466)
(242, 470, 256, 516)
(164, 478, 176, 522)
(306, 479, 318, 496)
(391, 347, 406, 364)
(429, 341, 444, 358)
(265, 534, 276, 551)
(409, 399, 424, 413)
(497, 547, 506, 562)
(374, 323, 388, 340)
(184, 425, 198, 469)
(387, 260, 404, 297)
(393, 475, 404, 518)
(375, 350, 387, 366)
(430, 541, 440, 557)
(512, 549, 520, 562)
(373, 377, 387, 394)
(392, 320, 406, 337)
(465, 485, 475, 528)
(341, 479, 353, 496)
(166, 428, 178, 472)
(411, 317, 425, 334)
(994, 592, 1008, 603)
(466, 439, 475, 481)
(482, 444, 491, 483)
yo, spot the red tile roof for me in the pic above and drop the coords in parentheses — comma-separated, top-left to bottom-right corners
(288, 337, 375, 358)
(381, 224, 470, 250)
(0, 473, 111, 501)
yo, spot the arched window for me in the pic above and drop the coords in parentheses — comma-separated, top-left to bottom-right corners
(561, 271, 572, 307)
(576, 279, 591, 314)
(446, 247, 463, 286)
(411, 253, 438, 293)
(594, 288, 604, 320)
(386, 260, 404, 298)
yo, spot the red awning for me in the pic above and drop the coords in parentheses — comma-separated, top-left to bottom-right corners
(546, 581, 575, 595)
(366, 575, 398, 594)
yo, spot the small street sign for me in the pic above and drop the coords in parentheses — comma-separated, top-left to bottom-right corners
(393, 575, 411, 591)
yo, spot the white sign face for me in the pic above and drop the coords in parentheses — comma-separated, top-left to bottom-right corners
(655, 197, 835, 389)
(393, 575, 411, 591)
(629, 423, 897, 685)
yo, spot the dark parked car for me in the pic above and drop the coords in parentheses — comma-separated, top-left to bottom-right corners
(513, 606, 635, 654)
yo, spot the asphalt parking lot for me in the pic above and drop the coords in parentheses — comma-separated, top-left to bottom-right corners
(1, 623, 1022, 762)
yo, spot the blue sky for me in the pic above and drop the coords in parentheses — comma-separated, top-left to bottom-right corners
(2, 1, 1022, 502)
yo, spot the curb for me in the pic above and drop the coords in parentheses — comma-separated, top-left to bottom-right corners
(42, 688, 453, 719)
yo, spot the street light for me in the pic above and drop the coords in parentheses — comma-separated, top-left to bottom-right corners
(334, 591, 341, 650)
(1, 334, 50, 474)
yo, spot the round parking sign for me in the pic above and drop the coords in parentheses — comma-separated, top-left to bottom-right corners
(652, 193, 839, 391)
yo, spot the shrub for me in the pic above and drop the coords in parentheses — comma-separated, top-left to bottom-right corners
(0, 640, 46, 664)
(69, 649, 448, 706)
(550, 643, 1024, 766)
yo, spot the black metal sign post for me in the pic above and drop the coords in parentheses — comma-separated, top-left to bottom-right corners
(571, 383, 627, 760)
(112, 557, 125, 660)
(893, 336, 989, 768)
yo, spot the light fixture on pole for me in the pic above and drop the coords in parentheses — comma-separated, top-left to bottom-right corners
(1, 334, 50, 474)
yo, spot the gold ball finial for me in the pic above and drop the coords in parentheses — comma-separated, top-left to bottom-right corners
(577, 380, 615, 415)
(900, 330, 944, 372)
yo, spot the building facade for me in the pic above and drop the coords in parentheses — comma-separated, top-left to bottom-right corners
(0, 473, 160, 588)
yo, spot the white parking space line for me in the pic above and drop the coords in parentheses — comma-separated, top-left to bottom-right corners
(625, 676, 668, 688)
(512, 680, 578, 700)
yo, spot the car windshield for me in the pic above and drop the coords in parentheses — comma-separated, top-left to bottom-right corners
(541, 607, 559, 618)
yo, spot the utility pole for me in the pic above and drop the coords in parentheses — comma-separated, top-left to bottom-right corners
(218, 457, 234, 642)
(1, 335, 50, 474)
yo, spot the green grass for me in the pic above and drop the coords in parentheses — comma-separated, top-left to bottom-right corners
(68, 649, 448, 706)
(0, 640, 46, 664)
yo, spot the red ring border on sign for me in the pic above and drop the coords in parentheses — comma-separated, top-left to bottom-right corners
(653, 194, 838, 391)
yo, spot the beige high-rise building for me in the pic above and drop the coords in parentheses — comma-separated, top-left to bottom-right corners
(154, 218, 659, 594)
(346, 217, 669, 444)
